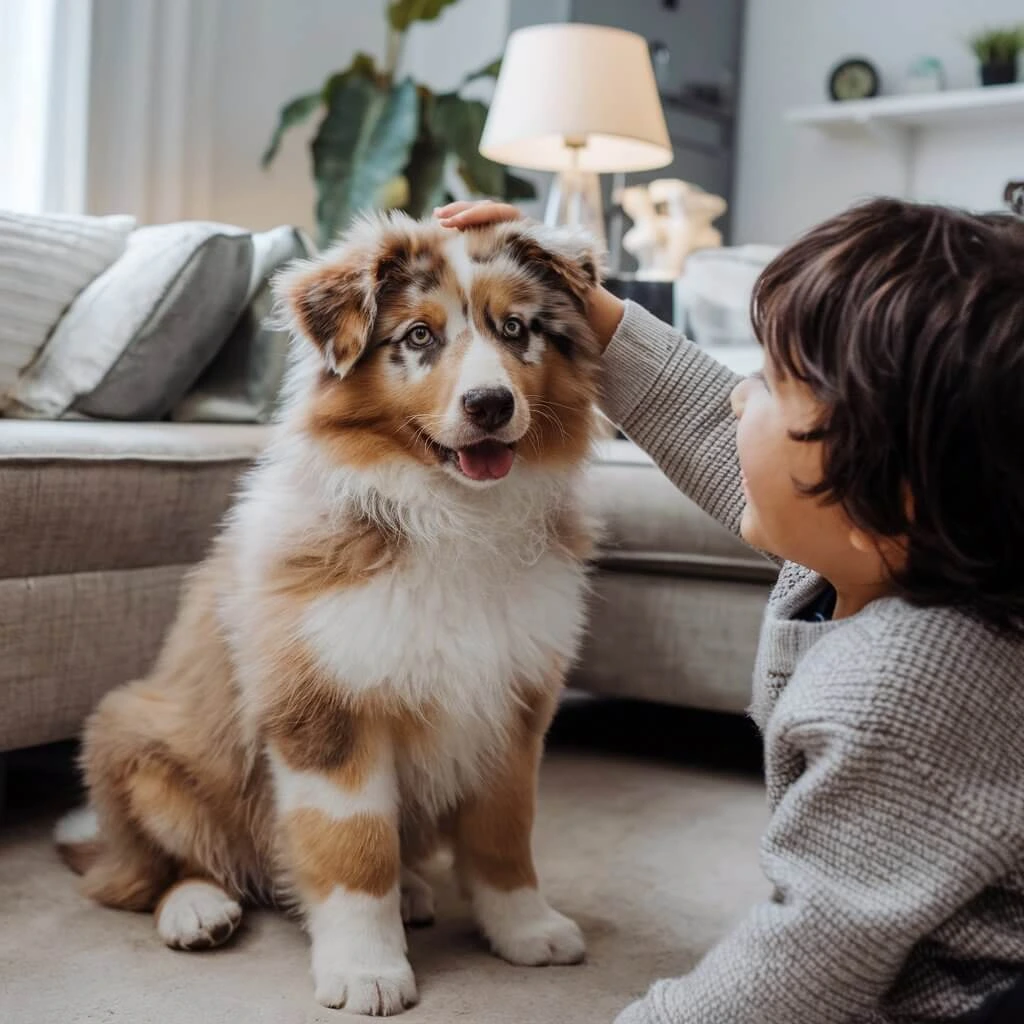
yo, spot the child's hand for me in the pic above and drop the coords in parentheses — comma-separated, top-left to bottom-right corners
(434, 200, 624, 350)
(434, 200, 524, 230)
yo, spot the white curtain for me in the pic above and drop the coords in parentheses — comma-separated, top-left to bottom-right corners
(0, 0, 91, 213)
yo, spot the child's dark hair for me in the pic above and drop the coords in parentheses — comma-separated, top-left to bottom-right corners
(751, 198, 1024, 633)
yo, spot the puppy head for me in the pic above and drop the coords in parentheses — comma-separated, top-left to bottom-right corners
(275, 212, 603, 487)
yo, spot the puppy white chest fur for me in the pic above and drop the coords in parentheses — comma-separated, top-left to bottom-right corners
(301, 543, 585, 696)
(295, 472, 590, 811)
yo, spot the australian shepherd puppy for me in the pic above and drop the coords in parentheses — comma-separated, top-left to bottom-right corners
(55, 212, 603, 1015)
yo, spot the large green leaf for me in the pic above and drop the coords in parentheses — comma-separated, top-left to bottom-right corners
(322, 51, 379, 99)
(261, 91, 322, 168)
(312, 76, 420, 245)
(431, 94, 505, 197)
(459, 58, 502, 90)
(387, 0, 459, 32)
(404, 137, 449, 219)
(262, 53, 380, 170)
(402, 90, 448, 218)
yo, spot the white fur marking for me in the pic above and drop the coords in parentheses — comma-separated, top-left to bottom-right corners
(455, 334, 512, 396)
(156, 880, 242, 951)
(268, 749, 397, 823)
(523, 333, 547, 366)
(54, 806, 99, 845)
(471, 884, 585, 966)
(309, 887, 417, 1014)
(444, 234, 476, 296)
(300, 537, 585, 815)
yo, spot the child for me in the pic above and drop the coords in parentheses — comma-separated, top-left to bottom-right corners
(436, 197, 1024, 1024)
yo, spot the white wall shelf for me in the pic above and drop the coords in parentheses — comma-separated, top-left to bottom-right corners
(786, 83, 1024, 135)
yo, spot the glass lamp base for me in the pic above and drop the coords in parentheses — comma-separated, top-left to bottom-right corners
(543, 168, 607, 250)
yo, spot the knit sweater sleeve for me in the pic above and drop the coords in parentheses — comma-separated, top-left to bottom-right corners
(600, 300, 746, 535)
(613, 716, 1017, 1024)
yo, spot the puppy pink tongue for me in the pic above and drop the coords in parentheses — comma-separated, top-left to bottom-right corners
(457, 441, 515, 481)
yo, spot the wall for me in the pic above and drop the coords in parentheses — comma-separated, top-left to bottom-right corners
(212, 0, 509, 233)
(733, 0, 1024, 244)
(87, 0, 510, 233)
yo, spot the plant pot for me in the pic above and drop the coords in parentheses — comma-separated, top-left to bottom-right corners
(980, 61, 1017, 86)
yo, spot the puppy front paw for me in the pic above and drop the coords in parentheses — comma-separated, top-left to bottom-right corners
(474, 886, 585, 966)
(155, 879, 242, 951)
(314, 959, 418, 1015)
(307, 885, 417, 1012)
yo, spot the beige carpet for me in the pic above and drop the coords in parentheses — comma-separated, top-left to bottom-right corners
(0, 703, 769, 1024)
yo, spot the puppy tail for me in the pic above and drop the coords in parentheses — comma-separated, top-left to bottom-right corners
(54, 806, 104, 876)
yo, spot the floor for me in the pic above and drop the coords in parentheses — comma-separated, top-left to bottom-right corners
(0, 699, 769, 1024)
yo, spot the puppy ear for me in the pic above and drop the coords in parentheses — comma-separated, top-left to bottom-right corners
(274, 251, 376, 377)
(501, 222, 605, 305)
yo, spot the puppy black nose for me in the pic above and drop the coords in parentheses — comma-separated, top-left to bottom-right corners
(462, 387, 515, 431)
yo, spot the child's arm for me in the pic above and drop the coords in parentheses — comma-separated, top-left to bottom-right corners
(614, 699, 1017, 1024)
(599, 299, 745, 536)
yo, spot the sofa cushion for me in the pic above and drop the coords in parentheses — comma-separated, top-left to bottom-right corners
(172, 226, 315, 424)
(2, 430, 772, 583)
(0, 565, 187, 752)
(571, 569, 767, 713)
(588, 439, 777, 582)
(0, 211, 136, 406)
(6, 223, 255, 421)
(0, 420, 269, 579)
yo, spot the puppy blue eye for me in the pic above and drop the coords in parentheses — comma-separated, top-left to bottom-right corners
(406, 325, 434, 348)
(502, 317, 525, 340)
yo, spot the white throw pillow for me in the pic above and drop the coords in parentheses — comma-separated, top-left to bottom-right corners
(6, 221, 254, 420)
(0, 210, 136, 403)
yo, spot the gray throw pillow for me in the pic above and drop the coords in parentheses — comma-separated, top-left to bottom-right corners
(172, 226, 314, 424)
(7, 223, 254, 421)
(73, 234, 253, 420)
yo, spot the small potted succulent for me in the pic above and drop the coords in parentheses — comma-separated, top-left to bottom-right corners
(969, 26, 1024, 86)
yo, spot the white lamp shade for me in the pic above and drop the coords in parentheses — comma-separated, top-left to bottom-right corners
(480, 23, 673, 174)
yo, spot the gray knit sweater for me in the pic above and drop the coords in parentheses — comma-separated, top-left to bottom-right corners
(602, 302, 1024, 1024)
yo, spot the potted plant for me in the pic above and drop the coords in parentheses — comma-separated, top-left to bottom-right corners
(262, 0, 534, 248)
(969, 26, 1024, 87)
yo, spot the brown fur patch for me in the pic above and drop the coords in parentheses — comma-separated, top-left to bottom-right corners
(454, 688, 557, 892)
(288, 262, 374, 373)
(77, 555, 277, 906)
(80, 846, 176, 912)
(127, 762, 217, 867)
(271, 518, 398, 600)
(284, 809, 399, 899)
(57, 838, 104, 877)
(465, 223, 600, 304)
(302, 314, 465, 473)
(265, 701, 381, 791)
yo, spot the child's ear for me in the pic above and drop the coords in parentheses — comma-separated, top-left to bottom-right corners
(848, 528, 873, 554)
(274, 254, 376, 378)
(849, 526, 909, 573)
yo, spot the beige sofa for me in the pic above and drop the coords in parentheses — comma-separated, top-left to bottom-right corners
(0, 421, 775, 755)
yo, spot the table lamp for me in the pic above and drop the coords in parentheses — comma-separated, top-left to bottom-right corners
(480, 23, 673, 249)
